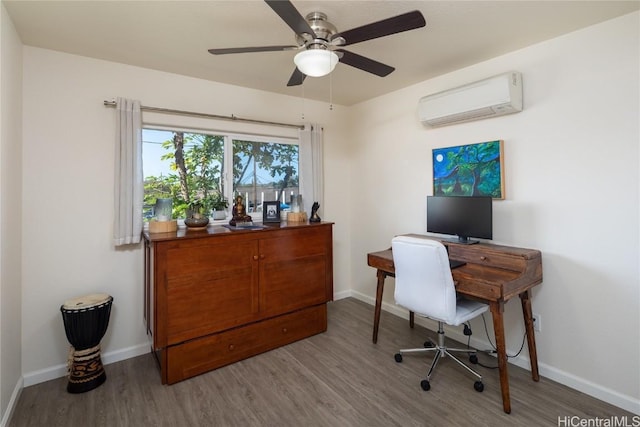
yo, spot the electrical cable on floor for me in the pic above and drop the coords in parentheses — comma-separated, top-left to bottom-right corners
(465, 314, 528, 369)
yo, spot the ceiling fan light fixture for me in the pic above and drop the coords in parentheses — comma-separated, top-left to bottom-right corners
(294, 49, 339, 77)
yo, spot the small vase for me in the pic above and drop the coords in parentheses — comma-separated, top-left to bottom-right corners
(154, 198, 173, 222)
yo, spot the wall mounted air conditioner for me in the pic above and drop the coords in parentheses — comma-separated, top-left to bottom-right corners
(418, 71, 523, 127)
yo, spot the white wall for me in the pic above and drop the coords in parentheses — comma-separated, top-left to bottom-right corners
(0, 3, 23, 425)
(348, 12, 639, 413)
(20, 47, 351, 385)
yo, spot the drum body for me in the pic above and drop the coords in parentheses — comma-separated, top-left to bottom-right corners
(60, 293, 113, 393)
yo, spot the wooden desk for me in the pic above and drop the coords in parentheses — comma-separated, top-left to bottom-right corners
(367, 235, 543, 414)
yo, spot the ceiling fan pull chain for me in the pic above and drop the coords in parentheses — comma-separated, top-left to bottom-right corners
(329, 69, 333, 111)
(301, 84, 306, 120)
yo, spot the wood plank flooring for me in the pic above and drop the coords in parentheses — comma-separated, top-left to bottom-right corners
(9, 298, 633, 426)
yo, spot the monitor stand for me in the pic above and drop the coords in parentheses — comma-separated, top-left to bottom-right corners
(444, 236, 480, 245)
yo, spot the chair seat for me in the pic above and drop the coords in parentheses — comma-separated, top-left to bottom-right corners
(414, 297, 488, 326)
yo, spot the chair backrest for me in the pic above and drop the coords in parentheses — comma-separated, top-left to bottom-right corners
(392, 236, 457, 324)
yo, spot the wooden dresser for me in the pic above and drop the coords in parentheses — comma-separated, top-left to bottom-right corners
(143, 222, 333, 384)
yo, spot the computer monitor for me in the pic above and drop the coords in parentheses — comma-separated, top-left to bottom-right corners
(426, 196, 493, 244)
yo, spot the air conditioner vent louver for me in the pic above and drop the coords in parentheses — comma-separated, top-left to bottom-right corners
(419, 72, 523, 127)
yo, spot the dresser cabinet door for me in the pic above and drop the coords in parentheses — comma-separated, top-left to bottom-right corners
(258, 226, 332, 317)
(159, 236, 259, 346)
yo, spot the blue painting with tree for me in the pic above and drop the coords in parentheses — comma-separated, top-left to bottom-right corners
(432, 140, 504, 199)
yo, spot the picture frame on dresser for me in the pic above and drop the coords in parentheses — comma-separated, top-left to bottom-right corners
(263, 201, 280, 223)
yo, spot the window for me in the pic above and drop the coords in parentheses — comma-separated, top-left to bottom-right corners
(231, 137, 299, 214)
(142, 128, 299, 221)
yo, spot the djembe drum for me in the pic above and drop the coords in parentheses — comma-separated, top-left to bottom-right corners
(60, 293, 113, 393)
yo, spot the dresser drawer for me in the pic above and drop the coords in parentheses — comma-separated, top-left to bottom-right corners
(165, 304, 327, 384)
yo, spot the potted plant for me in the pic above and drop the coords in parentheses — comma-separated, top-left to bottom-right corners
(185, 198, 210, 229)
(210, 193, 228, 220)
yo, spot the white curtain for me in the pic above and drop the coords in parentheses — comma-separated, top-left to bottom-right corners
(113, 98, 143, 246)
(298, 124, 324, 217)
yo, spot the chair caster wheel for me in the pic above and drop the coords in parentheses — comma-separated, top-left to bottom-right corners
(474, 381, 484, 392)
(420, 380, 431, 391)
(394, 353, 403, 363)
(424, 340, 435, 348)
(469, 354, 478, 364)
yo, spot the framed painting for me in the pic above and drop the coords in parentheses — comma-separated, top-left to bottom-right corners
(432, 140, 505, 199)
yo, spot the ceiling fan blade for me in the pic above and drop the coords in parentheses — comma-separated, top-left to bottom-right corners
(208, 45, 298, 55)
(332, 10, 425, 46)
(336, 49, 395, 77)
(287, 68, 306, 87)
(265, 0, 316, 38)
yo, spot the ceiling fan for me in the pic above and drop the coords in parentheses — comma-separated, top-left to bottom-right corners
(208, 0, 426, 87)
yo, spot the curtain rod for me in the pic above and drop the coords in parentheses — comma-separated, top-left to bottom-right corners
(103, 100, 304, 130)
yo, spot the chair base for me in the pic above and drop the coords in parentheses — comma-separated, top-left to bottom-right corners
(395, 322, 484, 392)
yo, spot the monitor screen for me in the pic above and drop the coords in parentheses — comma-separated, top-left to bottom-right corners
(426, 196, 493, 244)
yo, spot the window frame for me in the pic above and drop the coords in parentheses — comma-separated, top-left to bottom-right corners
(142, 124, 300, 225)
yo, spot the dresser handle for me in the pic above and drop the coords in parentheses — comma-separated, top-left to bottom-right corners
(282, 327, 288, 334)
(253, 255, 259, 261)
(260, 254, 266, 259)
(480, 256, 487, 261)
(228, 344, 235, 351)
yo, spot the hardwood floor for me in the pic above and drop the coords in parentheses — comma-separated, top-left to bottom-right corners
(9, 298, 633, 426)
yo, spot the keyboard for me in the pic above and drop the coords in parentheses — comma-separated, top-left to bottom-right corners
(449, 259, 466, 269)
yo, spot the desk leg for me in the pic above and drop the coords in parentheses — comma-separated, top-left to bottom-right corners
(520, 290, 540, 381)
(373, 270, 386, 344)
(409, 311, 415, 328)
(490, 301, 511, 414)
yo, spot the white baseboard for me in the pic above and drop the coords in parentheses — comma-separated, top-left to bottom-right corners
(333, 290, 352, 301)
(22, 342, 150, 387)
(348, 290, 639, 415)
(0, 377, 23, 427)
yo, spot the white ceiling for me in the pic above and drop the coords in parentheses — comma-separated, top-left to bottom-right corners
(4, 1, 639, 106)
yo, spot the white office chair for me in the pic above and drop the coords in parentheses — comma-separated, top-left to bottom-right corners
(392, 235, 489, 392)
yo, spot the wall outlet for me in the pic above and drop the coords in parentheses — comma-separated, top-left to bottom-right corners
(533, 313, 541, 332)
